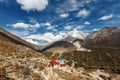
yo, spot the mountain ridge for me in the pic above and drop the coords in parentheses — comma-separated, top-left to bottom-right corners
(0, 26, 120, 80)
(0, 27, 39, 51)
(24, 29, 87, 47)
(85, 26, 120, 47)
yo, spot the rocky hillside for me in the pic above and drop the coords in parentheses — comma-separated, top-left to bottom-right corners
(1, 26, 120, 80)
(0, 40, 47, 80)
(0, 27, 114, 80)
(0, 27, 38, 50)
(43, 26, 120, 77)
(41, 36, 88, 54)
(85, 26, 120, 47)
(0, 27, 65, 80)
(44, 46, 120, 74)
(1, 40, 118, 80)
(0, 40, 76, 80)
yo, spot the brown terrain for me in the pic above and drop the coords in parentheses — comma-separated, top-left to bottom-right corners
(0, 26, 120, 80)
(0, 40, 48, 80)
(41, 41, 77, 54)
(43, 26, 120, 80)
(85, 26, 120, 47)
(0, 37, 115, 80)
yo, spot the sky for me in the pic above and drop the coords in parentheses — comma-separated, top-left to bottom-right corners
(0, 0, 120, 45)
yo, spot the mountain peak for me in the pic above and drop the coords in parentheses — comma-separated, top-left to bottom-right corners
(68, 29, 87, 39)
(24, 29, 88, 47)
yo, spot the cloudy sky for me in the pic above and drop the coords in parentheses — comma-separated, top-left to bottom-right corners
(0, 0, 120, 44)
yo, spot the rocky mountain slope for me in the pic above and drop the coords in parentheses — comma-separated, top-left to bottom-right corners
(41, 41, 77, 54)
(0, 27, 62, 80)
(0, 27, 38, 50)
(0, 40, 47, 80)
(1, 40, 114, 80)
(43, 26, 120, 79)
(42, 26, 120, 54)
(1, 40, 84, 80)
(41, 36, 89, 54)
(41, 30, 88, 53)
(85, 26, 120, 47)
(1, 27, 117, 80)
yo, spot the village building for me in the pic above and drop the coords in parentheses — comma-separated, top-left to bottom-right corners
(50, 59, 67, 69)
(50, 59, 75, 69)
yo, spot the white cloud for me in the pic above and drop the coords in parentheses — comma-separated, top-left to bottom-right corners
(76, 9, 90, 18)
(55, 0, 79, 14)
(76, 25, 85, 30)
(26, 32, 63, 44)
(64, 26, 72, 30)
(44, 23, 51, 27)
(9, 23, 29, 28)
(8, 22, 56, 31)
(24, 28, 89, 46)
(16, 0, 48, 12)
(93, 28, 100, 31)
(8, 30, 30, 38)
(55, 0, 96, 14)
(60, 13, 69, 18)
(8, 22, 40, 29)
(25, 29, 88, 45)
(98, 14, 113, 20)
(53, 29, 58, 32)
(28, 17, 38, 23)
(30, 23, 40, 28)
(42, 22, 54, 30)
(84, 21, 91, 25)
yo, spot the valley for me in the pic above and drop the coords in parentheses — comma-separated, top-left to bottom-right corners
(0, 26, 120, 80)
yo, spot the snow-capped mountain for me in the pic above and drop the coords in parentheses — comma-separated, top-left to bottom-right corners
(41, 29, 90, 53)
(63, 29, 88, 42)
(68, 29, 88, 39)
(24, 29, 88, 47)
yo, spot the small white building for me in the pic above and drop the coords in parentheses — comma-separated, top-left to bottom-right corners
(51, 59, 67, 69)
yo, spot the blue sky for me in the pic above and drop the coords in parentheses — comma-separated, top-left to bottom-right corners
(0, 0, 120, 45)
